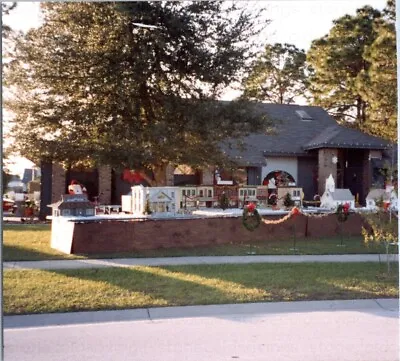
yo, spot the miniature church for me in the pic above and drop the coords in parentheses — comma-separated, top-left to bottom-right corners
(320, 174, 355, 210)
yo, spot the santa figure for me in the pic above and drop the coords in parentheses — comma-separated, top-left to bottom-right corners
(68, 180, 87, 195)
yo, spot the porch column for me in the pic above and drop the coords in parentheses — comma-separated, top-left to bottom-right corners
(200, 167, 215, 185)
(318, 148, 338, 195)
(51, 162, 66, 203)
(98, 165, 112, 204)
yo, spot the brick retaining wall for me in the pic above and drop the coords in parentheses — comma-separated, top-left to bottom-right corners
(64, 213, 368, 255)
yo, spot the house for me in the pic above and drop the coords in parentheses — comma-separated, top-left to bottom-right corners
(40, 103, 393, 217)
(366, 188, 398, 211)
(320, 174, 355, 209)
(122, 185, 180, 214)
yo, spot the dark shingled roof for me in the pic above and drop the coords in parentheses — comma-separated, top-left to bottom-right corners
(223, 103, 391, 166)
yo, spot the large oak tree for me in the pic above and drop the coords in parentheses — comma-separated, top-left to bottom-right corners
(5, 2, 268, 185)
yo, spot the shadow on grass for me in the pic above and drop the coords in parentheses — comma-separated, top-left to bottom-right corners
(23, 262, 397, 318)
(3, 244, 82, 261)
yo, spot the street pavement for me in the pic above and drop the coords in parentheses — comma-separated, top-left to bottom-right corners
(4, 299, 399, 361)
(4, 253, 398, 270)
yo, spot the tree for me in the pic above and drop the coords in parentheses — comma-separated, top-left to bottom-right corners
(241, 43, 308, 104)
(2, 2, 17, 38)
(5, 2, 267, 185)
(307, 6, 382, 128)
(357, 0, 397, 141)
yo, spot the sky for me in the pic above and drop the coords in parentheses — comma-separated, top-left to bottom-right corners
(2, 0, 388, 175)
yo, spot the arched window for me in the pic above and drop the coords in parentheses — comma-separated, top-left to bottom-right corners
(262, 170, 295, 188)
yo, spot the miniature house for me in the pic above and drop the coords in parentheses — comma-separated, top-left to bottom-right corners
(320, 174, 355, 209)
(197, 186, 214, 207)
(180, 186, 198, 209)
(366, 188, 398, 210)
(48, 194, 95, 217)
(122, 185, 180, 214)
(277, 186, 303, 208)
(238, 186, 258, 207)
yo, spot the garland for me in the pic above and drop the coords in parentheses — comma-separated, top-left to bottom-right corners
(242, 204, 261, 231)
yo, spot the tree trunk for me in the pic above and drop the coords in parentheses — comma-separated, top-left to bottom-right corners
(152, 164, 169, 186)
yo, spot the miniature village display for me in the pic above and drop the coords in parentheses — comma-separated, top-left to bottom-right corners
(320, 174, 355, 209)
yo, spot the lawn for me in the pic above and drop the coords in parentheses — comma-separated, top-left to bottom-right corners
(3, 224, 395, 261)
(4, 262, 398, 315)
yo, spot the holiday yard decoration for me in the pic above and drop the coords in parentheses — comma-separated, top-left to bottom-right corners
(242, 203, 261, 231)
(336, 203, 350, 223)
(219, 192, 230, 210)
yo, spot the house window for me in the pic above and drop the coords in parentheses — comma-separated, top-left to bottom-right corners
(208, 190, 212, 197)
(182, 190, 186, 196)
(191, 189, 196, 196)
(199, 190, 204, 197)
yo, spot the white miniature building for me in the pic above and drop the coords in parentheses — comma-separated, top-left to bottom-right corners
(320, 174, 355, 209)
(238, 186, 258, 207)
(197, 186, 214, 207)
(366, 188, 398, 210)
(122, 185, 180, 214)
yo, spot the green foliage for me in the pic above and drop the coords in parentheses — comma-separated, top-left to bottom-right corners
(4, 2, 267, 184)
(219, 192, 230, 210)
(362, 210, 398, 273)
(307, 2, 396, 141)
(307, 6, 381, 126)
(357, 1, 397, 142)
(242, 43, 308, 104)
(283, 192, 294, 208)
(362, 211, 398, 246)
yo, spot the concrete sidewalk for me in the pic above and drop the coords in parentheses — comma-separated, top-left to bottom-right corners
(4, 254, 398, 270)
(4, 298, 399, 329)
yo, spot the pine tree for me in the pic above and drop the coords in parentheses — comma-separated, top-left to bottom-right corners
(242, 43, 308, 104)
(307, 6, 381, 128)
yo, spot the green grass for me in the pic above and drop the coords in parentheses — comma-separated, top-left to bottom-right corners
(3, 224, 396, 261)
(4, 262, 398, 315)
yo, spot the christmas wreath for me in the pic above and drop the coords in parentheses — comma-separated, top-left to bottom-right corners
(242, 203, 261, 231)
(336, 203, 350, 222)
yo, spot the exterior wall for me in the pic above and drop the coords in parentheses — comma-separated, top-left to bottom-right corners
(51, 163, 66, 203)
(297, 156, 318, 201)
(200, 167, 214, 185)
(61, 213, 368, 254)
(261, 157, 298, 183)
(318, 149, 338, 196)
(98, 165, 112, 204)
(247, 167, 261, 185)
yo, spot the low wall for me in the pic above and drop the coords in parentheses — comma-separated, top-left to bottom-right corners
(52, 213, 369, 255)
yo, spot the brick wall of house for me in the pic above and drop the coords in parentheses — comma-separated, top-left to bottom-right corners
(51, 163, 66, 203)
(62, 213, 367, 254)
(318, 148, 338, 195)
(98, 166, 112, 204)
(201, 167, 214, 185)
